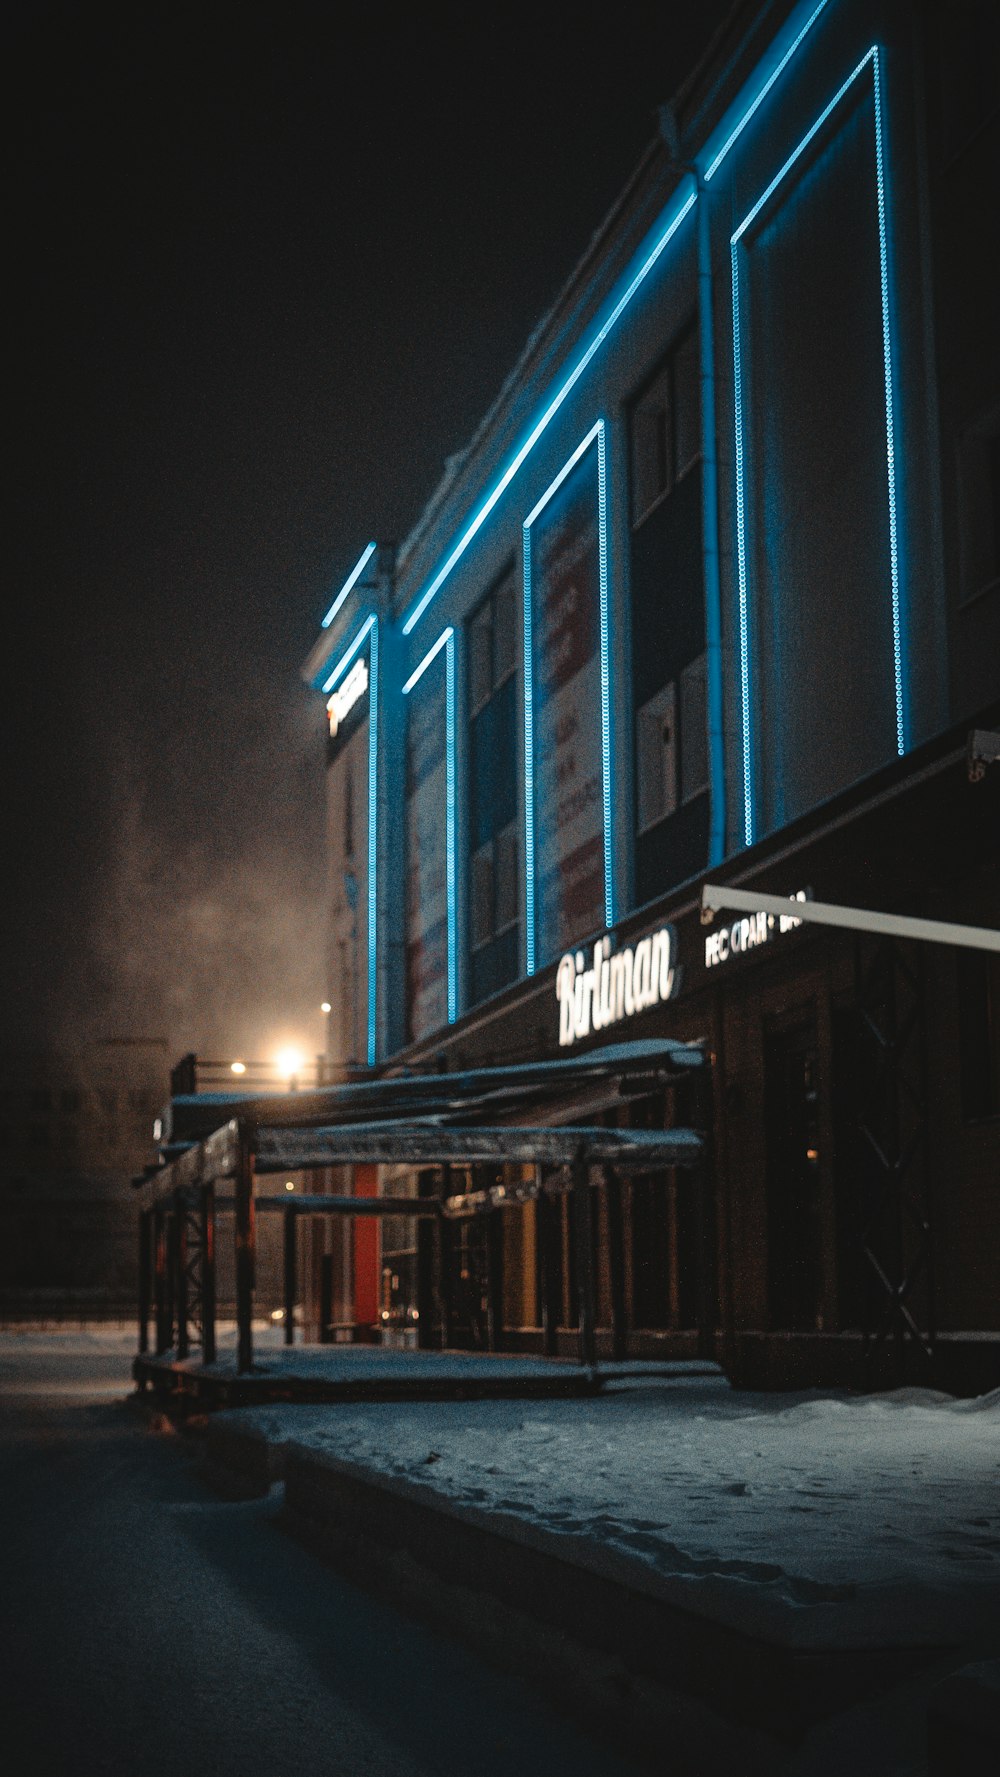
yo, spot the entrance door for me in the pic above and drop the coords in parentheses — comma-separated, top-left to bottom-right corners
(764, 1020, 824, 1331)
(441, 1167, 503, 1350)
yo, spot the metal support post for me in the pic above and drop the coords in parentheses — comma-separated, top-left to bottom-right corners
(690, 1064, 718, 1363)
(153, 1206, 168, 1355)
(201, 1183, 216, 1365)
(137, 1210, 150, 1355)
(604, 1167, 627, 1361)
(537, 1175, 559, 1357)
(283, 1205, 297, 1345)
(854, 938, 934, 1381)
(571, 1155, 598, 1374)
(234, 1123, 256, 1374)
(174, 1189, 189, 1361)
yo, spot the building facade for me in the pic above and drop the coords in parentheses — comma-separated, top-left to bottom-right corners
(301, 0, 999, 1388)
(0, 1040, 168, 1319)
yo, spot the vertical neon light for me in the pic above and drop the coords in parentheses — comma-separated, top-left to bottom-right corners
(402, 626, 457, 1026)
(445, 631, 457, 1021)
(366, 617, 379, 1067)
(731, 44, 906, 846)
(522, 523, 536, 975)
(522, 420, 609, 974)
(318, 611, 380, 1066)
(872, 46, 906, 756)
(597, 422, 613, 928)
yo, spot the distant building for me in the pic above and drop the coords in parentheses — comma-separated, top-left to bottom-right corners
(298, 0, 999, 1388)
(0, 1039, 167, 1319)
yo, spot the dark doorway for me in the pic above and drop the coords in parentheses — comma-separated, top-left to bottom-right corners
(764, 1019, 824, 1330)
(626, 1091, 700, 1332)
(441, 1168, 503, 1349)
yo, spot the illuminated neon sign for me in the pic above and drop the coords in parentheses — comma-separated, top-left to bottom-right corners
(704, 891, 807, 968)
(326, 658, 369, 735)
(556, 926, 678, 1048)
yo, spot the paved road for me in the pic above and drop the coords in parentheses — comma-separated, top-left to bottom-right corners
(0, 1337, 646, 1777)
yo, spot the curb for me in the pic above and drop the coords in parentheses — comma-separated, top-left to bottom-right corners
(275, 1441, 940, 1761)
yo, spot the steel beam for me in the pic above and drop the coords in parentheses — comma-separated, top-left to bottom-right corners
(702, 883, 1000, 953)
(254, 1123, 703, 1175)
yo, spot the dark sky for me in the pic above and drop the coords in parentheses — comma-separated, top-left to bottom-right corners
(5, 0, 731, 1068)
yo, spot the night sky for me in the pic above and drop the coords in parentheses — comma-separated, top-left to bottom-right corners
(5, 0, 731, 1069)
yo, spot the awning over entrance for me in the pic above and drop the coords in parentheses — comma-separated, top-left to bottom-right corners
(136, 1037, 712, 1379)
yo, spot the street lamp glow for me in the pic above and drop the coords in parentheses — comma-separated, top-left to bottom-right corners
(230, 1061, 246, 1075)
(275, 1046, 304, 1083)
(320, 1001, 331, 1014)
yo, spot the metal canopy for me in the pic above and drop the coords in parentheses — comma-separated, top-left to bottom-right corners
(137, 1036, 711, 1378)
(254, 1121, 703, 1175)
(163, 1036, 704, 1145)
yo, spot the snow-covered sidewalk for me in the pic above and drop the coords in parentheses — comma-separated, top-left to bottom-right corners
(234, 1368, 1000, 1646)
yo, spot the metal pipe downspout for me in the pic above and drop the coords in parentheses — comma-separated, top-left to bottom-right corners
(698, 182, 726, 866)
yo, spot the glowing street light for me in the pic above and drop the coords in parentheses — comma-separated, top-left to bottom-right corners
(275, 1046, 304, 1091)
(230, 1060, 247, 1076)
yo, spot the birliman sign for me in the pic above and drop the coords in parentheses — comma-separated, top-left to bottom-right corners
(556, 926, 678, 1047)
(554, 891, 810, 1044)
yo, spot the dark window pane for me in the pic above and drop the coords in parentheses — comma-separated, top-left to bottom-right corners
(631, 359, 672, 524)
(493, 574, 518, 685)
(680, 651, 708, 802)
(673, 325, 701, 480)
(490, 674, 518, 831)
(494, 821, 519, 932)
(469, 604, 493, 712)
(471, 844, 493, 951)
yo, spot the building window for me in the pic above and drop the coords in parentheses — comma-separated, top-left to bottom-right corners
(630, 323, 700, 527)
(629, 319, 708, 906)
(635, 651, 708, 832)
(468, 569, 520, 1005)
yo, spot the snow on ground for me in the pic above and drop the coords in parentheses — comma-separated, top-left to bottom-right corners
(5, 1330, 997, 1647)
(236, 1369, 1000, 1642)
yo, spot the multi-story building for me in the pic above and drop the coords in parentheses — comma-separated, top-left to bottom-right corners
(301, 0, 999, 1388)
(0, 1039, 168, 1318)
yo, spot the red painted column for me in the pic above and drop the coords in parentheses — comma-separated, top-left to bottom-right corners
(352, 1163, 380, 1337)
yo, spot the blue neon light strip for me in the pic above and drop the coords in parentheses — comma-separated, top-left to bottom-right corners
(872, 47, 905, 757)
(403, 192, 697, 636)
(597, 423, 613, 929)
(522, 521, 536, 975)
(522, 421, 609, 974)
(366, 617, 379, 1067)
(398, 0, 832, 642)
(703, 0, 831, 183)
(402, 626, 458, 1025)
(321, 613, 376, 694)
(401, 624, 452, 694)
(731, 44, 905, 844)
(321, 541, 377, 629)
(445, 631, 457, 1022)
